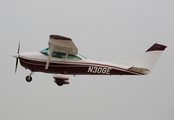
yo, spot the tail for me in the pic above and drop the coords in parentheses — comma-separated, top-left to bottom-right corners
(112, 43, 167, 75)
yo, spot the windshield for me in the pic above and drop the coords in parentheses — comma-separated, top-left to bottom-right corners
(40, 48, 50, 56)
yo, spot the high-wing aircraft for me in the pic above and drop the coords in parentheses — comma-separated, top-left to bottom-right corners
(12, 35, 167, 86)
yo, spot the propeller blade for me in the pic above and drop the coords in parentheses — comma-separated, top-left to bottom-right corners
(17, 42, 20, 54)
(15, 58, 19, 73)
(15, 42, 20, 73)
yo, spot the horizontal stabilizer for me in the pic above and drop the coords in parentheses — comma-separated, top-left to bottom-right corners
(128, 67, 150, 75)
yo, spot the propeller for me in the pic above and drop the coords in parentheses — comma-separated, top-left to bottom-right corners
(14, 42, 20, 73)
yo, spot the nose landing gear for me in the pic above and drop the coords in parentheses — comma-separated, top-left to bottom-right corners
(26, 72, 34, 82)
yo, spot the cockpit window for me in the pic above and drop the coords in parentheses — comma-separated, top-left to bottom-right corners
(68, 54, 81, 60)
(40, 48, 66, 59)
(40, 48, 83, 60)
(52, 51, 66, 59)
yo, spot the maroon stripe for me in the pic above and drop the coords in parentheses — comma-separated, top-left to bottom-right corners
(19, 56, 144, 75)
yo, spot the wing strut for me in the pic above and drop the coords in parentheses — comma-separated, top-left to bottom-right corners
(45, 40, 54, 69)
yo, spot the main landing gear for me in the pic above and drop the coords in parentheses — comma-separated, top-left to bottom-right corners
(25, 72, 34, 82)
(54, 80, 63, 86)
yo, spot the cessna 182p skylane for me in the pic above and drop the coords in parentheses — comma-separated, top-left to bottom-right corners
(13, 35, 167, 86)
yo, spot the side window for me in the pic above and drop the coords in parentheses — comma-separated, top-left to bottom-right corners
(52, 52, 66, 59)
(68, 54, 81, 60)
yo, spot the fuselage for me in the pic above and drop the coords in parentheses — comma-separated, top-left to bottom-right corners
(19, 52, 143, 75)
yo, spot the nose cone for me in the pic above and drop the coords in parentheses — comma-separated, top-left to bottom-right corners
(12, 54, 19, 58)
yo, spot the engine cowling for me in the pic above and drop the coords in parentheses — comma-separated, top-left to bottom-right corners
(53, 74, 70, 86)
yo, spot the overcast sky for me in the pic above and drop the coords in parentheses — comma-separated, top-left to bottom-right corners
(1, 0, 174, 120)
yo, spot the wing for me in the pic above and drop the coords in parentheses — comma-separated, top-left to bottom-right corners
(45, 35, 78, 69)
(49, 35, 78, 54)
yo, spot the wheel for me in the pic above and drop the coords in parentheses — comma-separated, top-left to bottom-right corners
(26, 75, 32, 82)
(54, 80, 63, 86)
(57, 84, 63, 86)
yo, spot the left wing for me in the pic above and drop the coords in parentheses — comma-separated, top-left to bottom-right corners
(45, 35, 78, 69)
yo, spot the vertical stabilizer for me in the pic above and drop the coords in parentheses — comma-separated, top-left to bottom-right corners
(130, 43, 167, 74)
(110, 43, 167, 75)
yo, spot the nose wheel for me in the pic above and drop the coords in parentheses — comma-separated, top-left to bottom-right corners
(26, 75, 32, 82)
(26, 72, 34, 82)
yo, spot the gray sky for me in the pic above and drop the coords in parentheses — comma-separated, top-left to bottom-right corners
(1, 0, 174, 120)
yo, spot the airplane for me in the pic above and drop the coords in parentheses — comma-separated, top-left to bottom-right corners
(12, 35, 167, 86)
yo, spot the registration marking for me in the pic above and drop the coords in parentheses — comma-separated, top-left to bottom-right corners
(87, 66, 112, 74)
